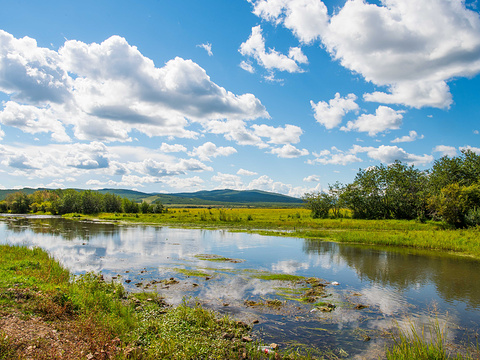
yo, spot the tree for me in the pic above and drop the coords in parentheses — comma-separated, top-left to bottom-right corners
(5, 192, 31, 214)
(122, 198, 139, 213)
(57, 189, 81, 214)
(428, 149, 480, 195)
(428, 182, 480, 227)
(140, 201, 151, 214)
(80, 190, 103, 214)
(302, 191, 335, 219)
(104, 193, 122, 213)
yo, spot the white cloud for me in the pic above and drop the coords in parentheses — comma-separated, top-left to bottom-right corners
(197, 42, 213, 56)
(474, 130, 479, 135)
(353, 145, 434, 165)
(240, 60, 255, 73)
(211, 172, 244, 189)
(0, 30, 72, 105)
(250, 0, 329, 44)
(309, 148, 361, 165)
(246, 174, 321, 197)
(303, 174, 320, 182)
(160, 143, 187, 153)
(237, 168, 258, 176)
(239, 25, 308, 73)
(310, 93, 358, 129)
(460, 145, 480, 155)
(202, 119, 268, 148)
(0, 31, 268, 143)
(0, 101, 70, 142)
(189, 141, 237, 161)
(433, 145, 458, 157)
(270, 144, 309, 158)
(391, 130, 424, 143)
(341, 106, 404, 136)
(323, 0, 480, 108)
(251, 0, 480, 108)
(165, 176, 205, 190)
(252, 124, 303, 144)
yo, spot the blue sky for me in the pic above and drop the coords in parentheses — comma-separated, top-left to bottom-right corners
(0, 0, 479, 197)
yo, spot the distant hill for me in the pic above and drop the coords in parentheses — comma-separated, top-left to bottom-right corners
(0, 188, 303, 207)
(167, 189, 301, 204)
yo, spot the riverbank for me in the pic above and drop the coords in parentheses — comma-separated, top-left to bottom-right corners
(72, 208, 480, 259)
(1, 244, 316, 359)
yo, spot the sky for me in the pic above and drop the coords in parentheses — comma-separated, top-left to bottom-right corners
(0, 0, 479, 197)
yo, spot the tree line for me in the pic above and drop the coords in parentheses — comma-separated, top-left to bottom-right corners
(303, 149, 480, 228)
(0, 189, 164, 215)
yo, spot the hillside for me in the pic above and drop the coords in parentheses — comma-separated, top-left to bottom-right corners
(0, 188, 303, 207)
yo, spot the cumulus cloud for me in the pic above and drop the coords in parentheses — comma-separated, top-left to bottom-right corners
(211, 172, 244, 189)
(250, 0, 329, 44)
(303, 174, 320, 182)
(308, 144, 433, 166)
(270, 144, 309, 158)
(239, 25, 308, 73)
(309, 147, 361, 165)
(391, 130, 424, 143)
(341, 106, 404, 136)
(0, 101, 70, 142)
(246, 174, 321, 197)
(353, 145, 434, 165)
(433, 145, 458, 157)
(0, 31, 268, 143)
(311, 93, 359, 129)
(160, 143, 187, 153)
(237, 168, 258, 176)
(250, 0, 480, 108)
(189, 142, 237, 161)
(252, 124, 303, 144)
(202, 119, 268, 147)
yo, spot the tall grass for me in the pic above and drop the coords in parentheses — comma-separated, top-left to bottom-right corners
(386, 319, 479, 360)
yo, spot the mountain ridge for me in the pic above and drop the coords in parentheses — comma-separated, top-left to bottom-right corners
(0, 188, 303, 206)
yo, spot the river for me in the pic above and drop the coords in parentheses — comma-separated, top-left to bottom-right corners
(1, 216, 479, 358)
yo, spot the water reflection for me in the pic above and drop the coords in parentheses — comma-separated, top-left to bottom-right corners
(304, 239, 480, 310)
(1, 217, 480, 358)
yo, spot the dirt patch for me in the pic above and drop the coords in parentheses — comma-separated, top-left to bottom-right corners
(0, 312, 122, 359)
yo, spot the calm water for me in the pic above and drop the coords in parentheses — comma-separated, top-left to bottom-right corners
(1, 216, 480, 358)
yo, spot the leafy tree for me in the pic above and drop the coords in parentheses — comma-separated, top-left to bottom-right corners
(140, 201, 151, 214)
(302, 191, 335, 219)
(122, 198, 139, 213)
(57, 189, 81, 214)
(152, 201, 164, 214)
(104, 193, 122, 213)
(5, 192, 31, 214)
(428, 182, 480, 227)
(428, 149, 480, 194)
(80, 190, 103, 214)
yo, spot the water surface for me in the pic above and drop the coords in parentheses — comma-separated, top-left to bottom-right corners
(1, 216, 479, 359)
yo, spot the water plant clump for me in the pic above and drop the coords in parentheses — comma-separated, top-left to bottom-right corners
(194, 254, 244, 263)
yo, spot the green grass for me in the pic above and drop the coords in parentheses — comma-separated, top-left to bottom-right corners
(0, 244, 318, 359)
(386, 319, 479, 360)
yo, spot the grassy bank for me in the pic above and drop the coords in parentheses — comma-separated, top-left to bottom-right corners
(73, 208, 480, 259)
(0, 244, 314, 360)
